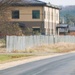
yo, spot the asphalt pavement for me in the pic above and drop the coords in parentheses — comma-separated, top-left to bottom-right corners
(0, 52, 75, 75)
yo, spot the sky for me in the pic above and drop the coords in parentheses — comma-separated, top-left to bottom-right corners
(40, 0, 75, 6)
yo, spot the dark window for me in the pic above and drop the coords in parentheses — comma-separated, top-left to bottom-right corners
(12, 10, 19, 19)
(33, 28, 40, 34)
(32, 10, 40, 19)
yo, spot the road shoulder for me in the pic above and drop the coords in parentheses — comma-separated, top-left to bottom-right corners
(0, 52, 74, 70)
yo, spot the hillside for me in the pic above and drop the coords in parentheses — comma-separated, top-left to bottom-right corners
(60, 6, 75, 17)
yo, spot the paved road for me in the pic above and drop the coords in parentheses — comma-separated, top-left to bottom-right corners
(0, 53, 75, 75)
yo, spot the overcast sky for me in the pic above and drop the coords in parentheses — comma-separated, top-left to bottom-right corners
(40, 0, 75, 6)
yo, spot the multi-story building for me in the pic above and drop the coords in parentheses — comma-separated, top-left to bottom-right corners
(44, 3, 60, 35)
(8, 0, 60, 35)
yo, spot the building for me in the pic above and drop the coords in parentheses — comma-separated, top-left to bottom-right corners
(7, 0, 60, 35)
(56, 24, 75, 36)
(56, 24, 69, 35)
(69, 25, 75, 35)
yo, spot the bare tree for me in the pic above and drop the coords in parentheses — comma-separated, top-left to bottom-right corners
(0, 0, 22, 36)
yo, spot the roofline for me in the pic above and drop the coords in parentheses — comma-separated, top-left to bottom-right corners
(10, 0, 47, 6)
(46, 3, 61, 10)
(9, 0, 60, 9)
(10, 3, 46, 6)
(10, 4, 61, 9)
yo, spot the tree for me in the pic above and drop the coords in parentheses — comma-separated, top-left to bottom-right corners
(70, 16, 75, 25)
(64, 14, 75, 25)
(0, 0, 23, 36)
(64, 14, 71, 24)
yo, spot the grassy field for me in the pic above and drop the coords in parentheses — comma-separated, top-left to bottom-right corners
(0, 42, 75, 63)
(0, 54, 35, 63)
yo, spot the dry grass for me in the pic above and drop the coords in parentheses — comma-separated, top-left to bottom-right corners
(0, 42, 75, 64)
(23, 42, 75, 53)
(0, 44, 6, 53)
(0, 38, 6, 53)
(0, 42, 75, 53)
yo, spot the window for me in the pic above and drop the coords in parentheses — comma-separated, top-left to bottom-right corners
(32, 10, 40, 19)
(12, 10, 19, 19)
(32, 28, 40, 35)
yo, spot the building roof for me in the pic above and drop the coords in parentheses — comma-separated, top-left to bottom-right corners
(56, 24, 69, 33)
(10, 0, 46, 6)
(56, 24, 68, 28)
(7, 0, 60, 9)
(47, 3, 60, 9)
(56, 24, 75, 33)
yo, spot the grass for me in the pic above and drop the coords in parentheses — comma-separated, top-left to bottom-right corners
(0, 42, 75, 63)
(0, 38, 5, 44)
(0, 54, 35, 63)
(22, 43, 75, 53)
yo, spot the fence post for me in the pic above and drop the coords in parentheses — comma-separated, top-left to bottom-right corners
(53, 35, 55, 44)
(6, 36, 9, 52)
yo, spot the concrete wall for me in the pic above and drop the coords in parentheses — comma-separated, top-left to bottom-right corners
(44, 6, 59, 35)
(6, 35, 75, 52)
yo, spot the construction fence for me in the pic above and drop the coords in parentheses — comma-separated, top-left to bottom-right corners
(6, 35, 75, 52)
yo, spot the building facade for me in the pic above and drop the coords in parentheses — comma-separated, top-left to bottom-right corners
(7, 0, 60, 35)
(44, 4, 59, 35)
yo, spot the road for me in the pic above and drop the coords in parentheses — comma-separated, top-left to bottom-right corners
(0, 53, 75, 75)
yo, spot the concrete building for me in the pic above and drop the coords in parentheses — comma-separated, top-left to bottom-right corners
(7, 0, 60, 35)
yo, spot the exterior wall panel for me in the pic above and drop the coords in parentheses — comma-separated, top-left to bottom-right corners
(8, 6, 43, 22)
(44, 6, 59, 35)
(6, 5, 59, 35)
